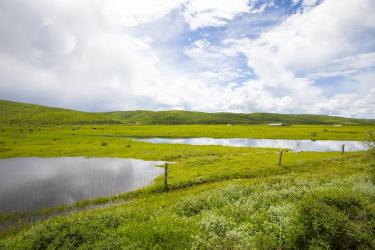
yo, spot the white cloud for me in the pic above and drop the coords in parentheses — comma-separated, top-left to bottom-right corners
(0, 0, 173, 110)
(182, 0, 250, 30)
(316, 88, 375, 118)
(96, 0, 186, 27)
(300, 0, 320, 10)
(0, 0, 255, 111)
(0, 0, 374, 118)
(307, 52, 375, 79)
(259, 0, 375, 73)
(184, 39, 239, 68)
(222, 0, 375, 117)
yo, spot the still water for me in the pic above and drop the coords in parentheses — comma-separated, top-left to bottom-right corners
(0, 157, 164, 212)
(138, 138, 366, 152)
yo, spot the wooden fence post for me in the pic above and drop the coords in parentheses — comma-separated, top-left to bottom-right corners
(164, 163, 169, 192)
(341, 144, 345, 155)
(278, 150, 283, 166)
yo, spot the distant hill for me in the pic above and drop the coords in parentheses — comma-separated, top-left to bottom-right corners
(0, 100, 120, 125)
(0, 99, 374, 125)
(103, 110, 375, 125)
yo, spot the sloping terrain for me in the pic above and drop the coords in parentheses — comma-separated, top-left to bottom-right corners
(1, 99, 374, 125)
(0, 100, 120, 125)
(104, 110, 374, 125)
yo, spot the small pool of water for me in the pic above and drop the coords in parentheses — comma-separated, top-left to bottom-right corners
(0, 157, 164, 212)
(138, 138, 366, 152)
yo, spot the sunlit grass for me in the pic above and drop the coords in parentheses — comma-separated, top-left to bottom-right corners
(0, 125, 374, 249)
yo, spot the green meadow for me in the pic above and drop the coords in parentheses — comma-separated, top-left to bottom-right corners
(1, 124, 373, 141)
(1, 99, 374, 126)
(0, 102, 375, 249)
(0, 122, 375, 249)
(0, 0, 374, 248)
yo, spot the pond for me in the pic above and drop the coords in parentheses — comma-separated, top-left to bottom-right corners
(0, 157, 164, 212)
(138, 138, 367, 152)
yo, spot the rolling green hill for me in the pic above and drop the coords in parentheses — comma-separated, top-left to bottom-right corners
(103, 110, 375, 125)
(0, 99, 374, 125)
(0, 100, 120, 125)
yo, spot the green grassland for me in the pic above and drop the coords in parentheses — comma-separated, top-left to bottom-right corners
(2, 166, 375, 249)
(0, 100, 119, 125)
(103, 110, 375, 125)
(61, 124, 374, 140)
(1, 99, 374, 125)
(0, 123, 374, 249)
(0, 100, 375, 249)
(2, 124, 374, 144)
(0, 126, 356, 189)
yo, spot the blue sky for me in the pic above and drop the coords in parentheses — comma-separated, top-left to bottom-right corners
(0, 0, 374, 117)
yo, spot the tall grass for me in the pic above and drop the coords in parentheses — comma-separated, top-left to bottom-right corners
(0, 124, 374, 248)
(1, 174, 374, 249)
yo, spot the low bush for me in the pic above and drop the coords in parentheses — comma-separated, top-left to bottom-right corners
(294, 189, 375, 249)
(175, 186, 247, 217)
(176, 177, 375, 249)
(365, 130, 375, 179)
(119, 215, 196, 249)
(2, 174, 374, 249)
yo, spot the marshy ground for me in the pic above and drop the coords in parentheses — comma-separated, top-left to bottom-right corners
(0, 124, 374, 249)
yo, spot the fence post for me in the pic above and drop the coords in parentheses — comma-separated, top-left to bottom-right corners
(341, 144, 345, 155)
(278, 150, 283, 166)
(164, 163, 169, 192)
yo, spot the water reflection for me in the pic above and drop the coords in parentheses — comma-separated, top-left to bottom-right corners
(138, 138, 366, 152)
(0, 157, 164, 212)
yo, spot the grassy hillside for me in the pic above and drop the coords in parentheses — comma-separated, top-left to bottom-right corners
(1, 99, 374, 125)
(0, 125, 374, 249)
(103, 110, 257, 124)
(0, 100, 120, 125)
(103, 110, 375, 125)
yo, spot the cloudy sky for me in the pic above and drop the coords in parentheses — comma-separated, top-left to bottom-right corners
(0, 0, 374, 117)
